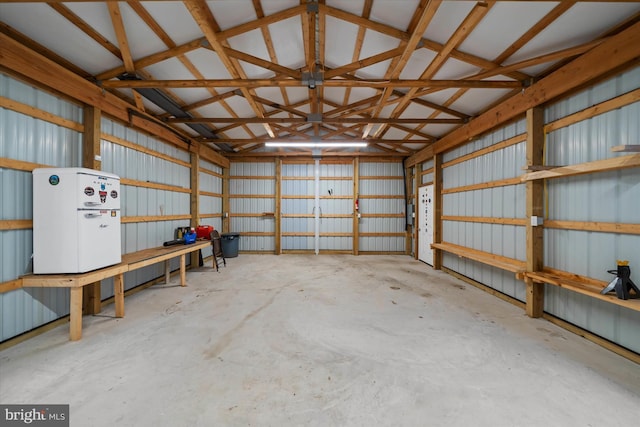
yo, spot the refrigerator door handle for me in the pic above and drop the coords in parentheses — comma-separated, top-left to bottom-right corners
(84, 213, 102, 218)
(84, 201, 102, 207)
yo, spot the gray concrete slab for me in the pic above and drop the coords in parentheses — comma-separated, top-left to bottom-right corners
(1, 255, 639, 426)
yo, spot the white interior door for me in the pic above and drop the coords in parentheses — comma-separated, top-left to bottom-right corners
(418, 185, 434, 265)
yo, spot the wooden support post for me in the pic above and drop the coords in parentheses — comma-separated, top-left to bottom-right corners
(404, 164, 413, 256)
(83, 106, 101, 170)
(433, 154, 443, 270)
(526, 107, 545, 318)
(222, 167, 230, 233)
(69, 287, 83, 341)
(180, 254, 186, 286)
(413, 163, 421, 259)
(190, 149, 200, 229)
(82, 105, 102, 315)
(353, 157, 360, 256)
(114, 273, 125, 318)
(275, 158, 282, 255)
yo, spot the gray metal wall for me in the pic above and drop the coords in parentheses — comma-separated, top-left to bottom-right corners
(320, 163, 353, 251)
(542, 67, 640, 352)
(440, 66, 640, 353)
(101, 118, 192, 296)
(1, 73, 82, 340)
(199, 158, 223, 258)
(0, 71, 197, 341)
(230, 162, 276, 252)
(281, 162, 315, 251)
(441, 119, 528, 301)
(359, 162, 406, 252)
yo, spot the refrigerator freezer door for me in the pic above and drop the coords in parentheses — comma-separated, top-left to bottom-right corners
(77, 171, 121, 210)
(77, 209, 122, 272)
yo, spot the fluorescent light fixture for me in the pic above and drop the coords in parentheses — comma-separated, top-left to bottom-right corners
(265, 142, 368, 148)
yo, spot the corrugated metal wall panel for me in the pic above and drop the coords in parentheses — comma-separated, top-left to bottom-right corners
(231, 162, 275, 176)
(229, 161, 276, 252)
(230, 179, 276, 195)
(1, 73, 84, 341)
(541, 66, 640, 353)
(280, 162, 313, 251)
(199, 158, 223, 249)
(1, 73, 82, 122)
(441, 68, 640, 351)
(359, 236, 404, 252)
(441, 118, 527, 301)
(101, 118, 190, 163)
(101, 118, 193, 296)
(358, 162, 405, 252)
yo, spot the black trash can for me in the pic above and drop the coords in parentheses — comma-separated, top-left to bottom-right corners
(221, 232, 240, 258)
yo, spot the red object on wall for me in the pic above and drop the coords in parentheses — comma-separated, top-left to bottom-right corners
(196, 225, 214, 240)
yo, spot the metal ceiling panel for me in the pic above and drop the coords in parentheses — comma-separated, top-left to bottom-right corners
(325, 16, 359, 69)
(112, 2, 168, 59)
(142, 2, 204, 45)
(229, 29, 274, 78)
(356, 30, 402, 77)
(370, 0, 421, 32)
(399, 48, 439, 80)
(450, 88, 515, 116)
(183, 48, 234, 79)
(422, 1, 476, 44)
(507, 3, 640, 64)
(268, 16, 306, 70)
(458, 1, 558, 61)
(2, 1, 636, 157)
(194, 100, 236, 119)
(433, 57, 482, 80)
(327, 0, 366, 17)
(0, 4, 121, 75)
(262, 0, 301, 16)
(207, 0, 258, 30)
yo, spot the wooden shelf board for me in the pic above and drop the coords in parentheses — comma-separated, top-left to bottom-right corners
(431, 242, 526, 274)
(525, 271, 640, 312)
(521, 153, 640, 181)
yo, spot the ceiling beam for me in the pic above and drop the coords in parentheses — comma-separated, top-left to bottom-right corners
(95, 37, 206, 81)
(221, 46, 302, 79)
(106, 2, 146, 110)
(166, 117, 463, 124)
(374, 1, 493, 139)
(48, 2, 121, 59)
(389, 0, 441, 78)
(407, 19, 640, 166)
(100, 78, 521, 89)
(252, 0, 295, 123)
(185, 0, 275, 138)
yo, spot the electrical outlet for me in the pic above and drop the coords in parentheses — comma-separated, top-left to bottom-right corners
(531, 216, 544, 226)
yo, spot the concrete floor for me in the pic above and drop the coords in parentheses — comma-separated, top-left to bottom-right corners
(1, 255, 639, 426)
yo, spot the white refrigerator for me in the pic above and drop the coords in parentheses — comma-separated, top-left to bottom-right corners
(33, 168, 122, 274)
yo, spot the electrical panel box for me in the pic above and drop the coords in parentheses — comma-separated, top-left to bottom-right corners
(406, 203, 414, 226)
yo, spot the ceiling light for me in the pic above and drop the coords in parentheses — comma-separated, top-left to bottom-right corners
(265, 142, 367, 148)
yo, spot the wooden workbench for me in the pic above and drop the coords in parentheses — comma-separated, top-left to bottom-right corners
(21, 240, 212, 341)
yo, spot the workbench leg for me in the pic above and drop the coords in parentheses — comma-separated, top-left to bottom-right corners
(70, 287, 83, 341)
(83, 282, 102, 315)
(180, 254, 186, 287)
(165, 260, 171, 284)
(114, 273, 125, 318)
